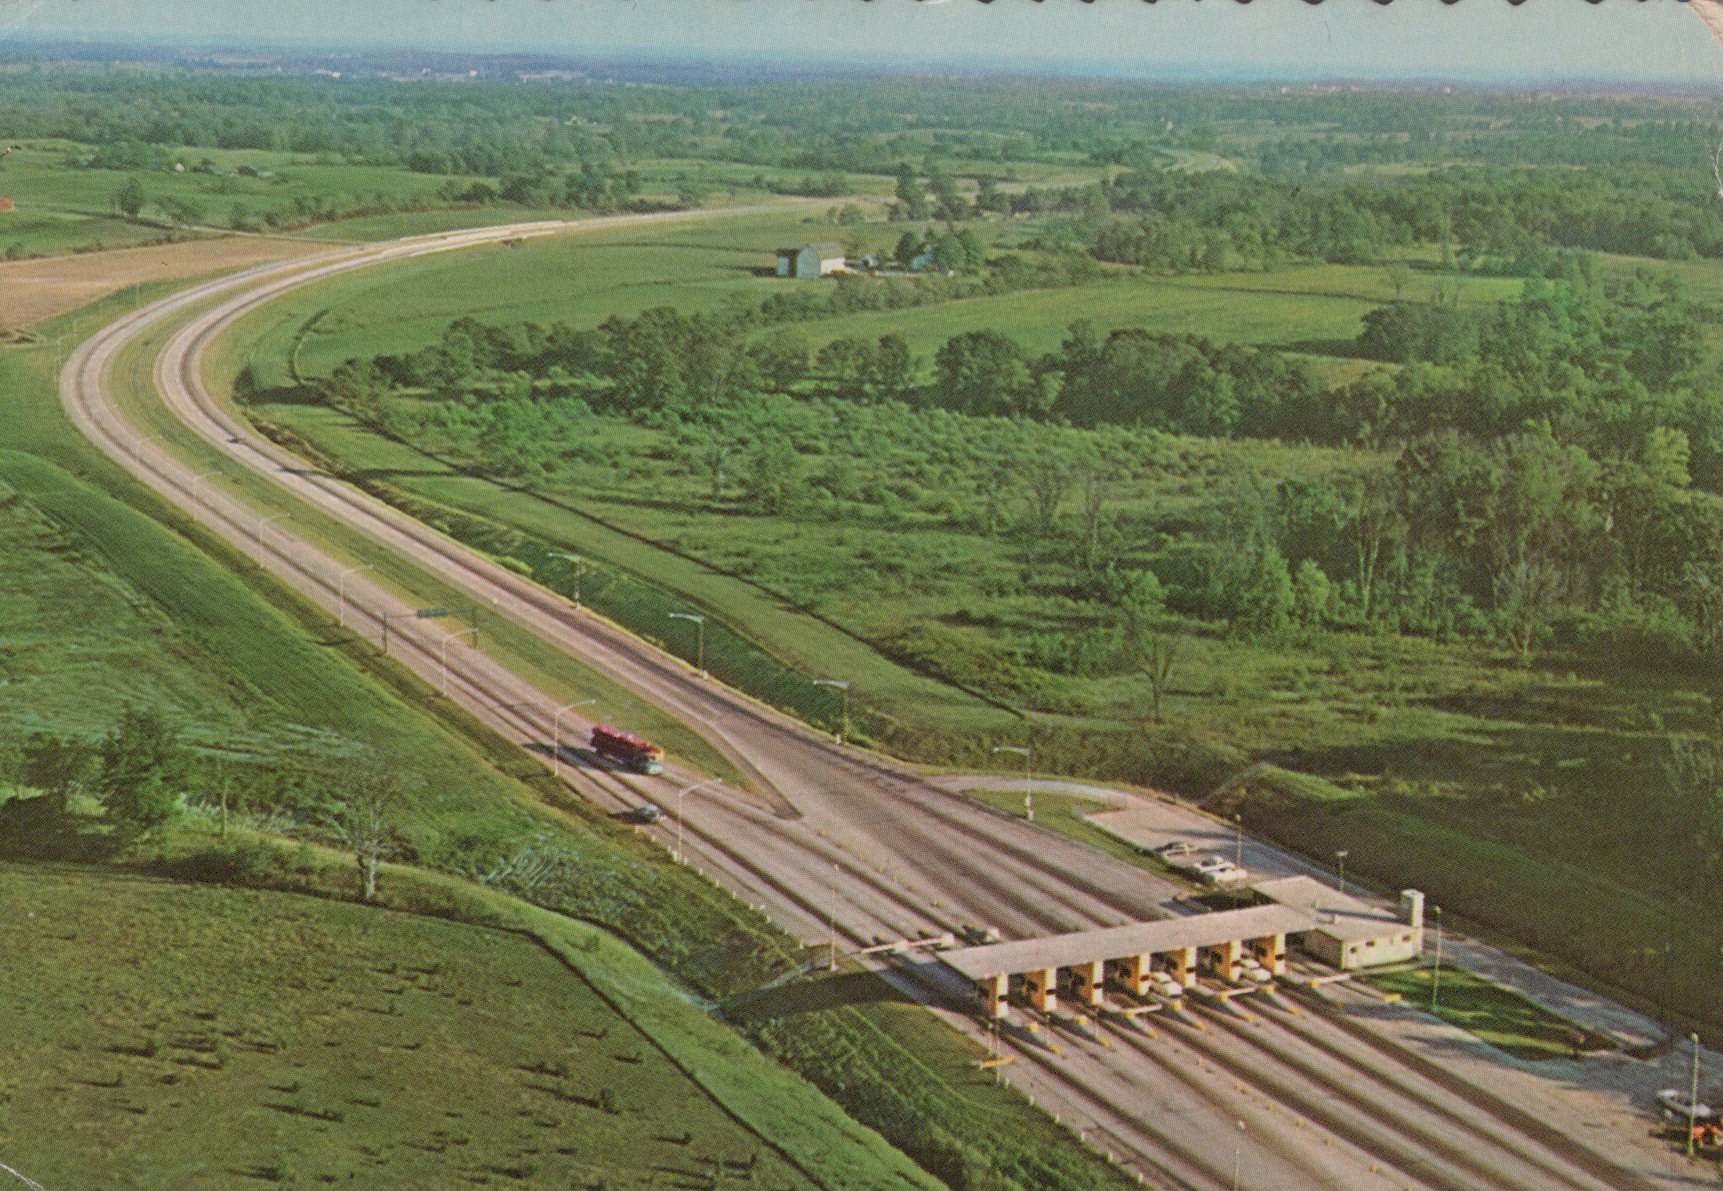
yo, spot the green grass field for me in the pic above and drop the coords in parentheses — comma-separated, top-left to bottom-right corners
(0, 863, 848, 1190)
(1363, 965, 1615, 1063)
(0, 140, 471, 257)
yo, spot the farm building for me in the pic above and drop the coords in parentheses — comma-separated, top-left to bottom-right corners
(775, 242, 846, 279)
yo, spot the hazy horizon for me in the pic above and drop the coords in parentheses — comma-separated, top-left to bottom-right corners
(2, 0, 1720, 89)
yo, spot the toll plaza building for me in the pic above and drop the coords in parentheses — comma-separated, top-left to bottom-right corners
(940, 879, 1425, 1019)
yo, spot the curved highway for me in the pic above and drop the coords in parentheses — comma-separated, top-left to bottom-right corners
(58, 210, 1689, 1191)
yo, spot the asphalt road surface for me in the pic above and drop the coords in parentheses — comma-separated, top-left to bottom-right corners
(58, 210, 1704, 1190)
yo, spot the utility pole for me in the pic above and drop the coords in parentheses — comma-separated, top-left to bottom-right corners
(337, 563, 376, 628)
(1690, 1032, 1703, 1159)
(1430, 905, 1444, 1013)
(829, 860, 840, 972)
(992, 745, 1032, 823)
(813, 678, 850, 745)
(438, 626, 478, 694)
(257, 511, 292, 551)
(670, 611, 706, 677)
(548, 551, 585, 608)
(676, 778, 722, 865)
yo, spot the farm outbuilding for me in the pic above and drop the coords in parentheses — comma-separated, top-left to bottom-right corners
(775, 242, 846, 279)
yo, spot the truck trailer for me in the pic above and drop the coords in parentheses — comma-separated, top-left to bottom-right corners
(590, 724, 665, 775)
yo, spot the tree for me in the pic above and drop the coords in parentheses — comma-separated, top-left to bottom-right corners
(321, 357, 389, 421)
(753, 332, 810, 393)
(742, 436, 803, 515)
(1022, 458, 1070, 530)
(98, 708, 188, 838)
(323, 748, 405, 902)
(816, 337, 871, 401)
(1117, 573, 1183, 724)
(0, 733, 100, 857)
(867, 335, 914, 402)
(934, 331, 1033, 416)
(112, 176, 146, 219)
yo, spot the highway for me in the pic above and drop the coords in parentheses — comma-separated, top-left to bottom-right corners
(58, 210, 1699, 1190)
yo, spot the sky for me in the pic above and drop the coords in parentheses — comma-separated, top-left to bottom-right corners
(2, 0, 1720, 87)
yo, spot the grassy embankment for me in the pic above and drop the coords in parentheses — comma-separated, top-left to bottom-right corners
(1, 284, 1139, 1189)
(218, 216, 1723, 1034)
(0, 862, 894, 1190)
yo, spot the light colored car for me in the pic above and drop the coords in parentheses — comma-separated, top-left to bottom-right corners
(637, 803, 664, 823)
(1239, 963, 1274, 984)
(1190, 855, 1232, 874)
(1200, 862, 1250, 886)
(1153, 840, 1196, 859)
(1151, 977, 1186, 999)
(1658, 1088, 1714, 1122)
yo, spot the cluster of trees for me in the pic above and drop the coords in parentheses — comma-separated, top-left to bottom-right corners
(445, 163, 648, 213)
(1341, 268, 1723, 489)
(0, 709, 190, 851)
(1154, 430, 1723, 663)
(0, 711, 409, 901)
(1066, 159, 1723, 273)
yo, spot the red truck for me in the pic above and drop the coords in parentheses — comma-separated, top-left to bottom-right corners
(590, 724, 665, 775)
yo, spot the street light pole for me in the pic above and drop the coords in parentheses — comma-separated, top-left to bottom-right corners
(1430, 905, 1444, 1013)
(550, 699, 597, 779)
(992, 745, 1032, 823)
(548, 551, 585, 608)
(676, 778, 722, 865)
(670, 612, 706, 677)
(813, 679, 850, 745)
(1234, 814, 1243, 868)
(257, 511, 292, 550)
(1690, 1032, 1703, 1159)
(1336, 849, 1350, 897)
(438, 626, 478, 694)
(830, 860, 840, 972)
(1233, 1119, 1246, 1191)
(337, 563, 376, 628)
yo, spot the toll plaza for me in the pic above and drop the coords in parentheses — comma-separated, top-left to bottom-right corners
(940, 881, 1426, 1019)
(942, 903, 1311, 1019)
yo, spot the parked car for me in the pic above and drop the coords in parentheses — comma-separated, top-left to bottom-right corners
(1190, 855, 1232, 874)
(1657, 1088, 1715, 1123)
(1153, 840, 1196, 859)
(1151, 976, 1186, 999)
(636, 802, 664, 824)
(1200, 862, 1250, 886)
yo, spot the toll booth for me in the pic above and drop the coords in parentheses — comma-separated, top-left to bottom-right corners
(1202, 939, 1243, 983)
(1111, 953, 1153, 997)
(1164, 945, 1197, 990)
(941, 903, 1314, 1021)
(1023, 967, 1057, 1014)
(1247, 932, 1287, 976)
(1066, 959, 1104, 1007)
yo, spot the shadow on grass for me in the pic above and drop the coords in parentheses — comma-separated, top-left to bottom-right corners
(729, 970, 915, 1022)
